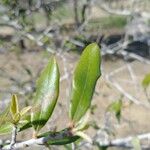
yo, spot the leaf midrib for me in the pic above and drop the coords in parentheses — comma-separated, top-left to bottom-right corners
(37, 61, 53, 130)
(73, 53, 91, 120)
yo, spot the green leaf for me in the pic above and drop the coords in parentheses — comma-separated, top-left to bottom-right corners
(74, 111, 90, 132)
(142, 73, 150, 89)
(10, 94, 19, 117)
(0, 106, 9, 125)
(38, 128, 80, 145)
(69, 43, 101, 123)
(107, 99, 122, 122)
(132, 137, 141, 150)
(18, 122, 32, 132)
(17, 115, 32, 132)
(0, 123, 13, 135)
(20, 106, 32, 116)
(31, 57, 60, 131)
(75, 131, 92, 143)
(13, 113, 21, 124)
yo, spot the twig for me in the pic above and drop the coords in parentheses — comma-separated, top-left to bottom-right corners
(1, 129, 150, 150)
(99, 2, 131, 16)
(96, 132, 150, 149)
(98, 0, 150, 19)
(106, 77, 141, 105)
(101, 40, 150, 65)
(105, 63, 149, 108)
(9, 125, 17, 150)
(126, 63, 139, 95)
(2, 129, 74, 150)
(77, 131, 150, 149)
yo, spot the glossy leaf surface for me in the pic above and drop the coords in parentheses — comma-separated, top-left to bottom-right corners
(31, 57, 59, 131)
(69, 43, 101, 123)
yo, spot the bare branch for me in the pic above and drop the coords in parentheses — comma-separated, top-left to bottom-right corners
(9, 126, 17, 150)
(96, 132, 150, 149)
(98, 1, 150, 19)
(99, 2, 131, 16)
(2, 129, 75, 150)
(105, 63, 150, 108)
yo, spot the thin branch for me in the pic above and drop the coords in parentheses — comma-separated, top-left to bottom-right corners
(99, 2, 131, 16)
(73, 0, 80, 27)
(126, 63, 139, 95)
(95, 132, 150, 149)
(0, 22, 22, 30)
(77, 131, 150, 149)
(1, 129, 150, 150)
(106, 77, 142, 106)
(2, 129, 75, 150)
(119, 50, 150, 65)
(105, 63, 149, 108)
(9, 125, 17, 150)
(98, 1, 150, 19)
(101, 39, 150, 65)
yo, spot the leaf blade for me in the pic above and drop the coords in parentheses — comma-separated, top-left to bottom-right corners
(0, 123, 13, 135)
(38, 128, 80, 145)
(69, 43, 101, 123)
(0, 106, 9, 125)
(20, 106, 32, 116)
(10, 94, 19, 117)
(142, 73, 150, 89)
(31, 57, 60, 131)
